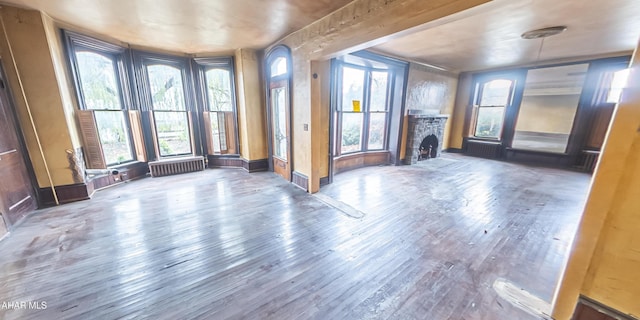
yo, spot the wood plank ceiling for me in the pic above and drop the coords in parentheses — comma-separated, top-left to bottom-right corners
(1, 0, 353, 54)
(372, 0, 640, 72)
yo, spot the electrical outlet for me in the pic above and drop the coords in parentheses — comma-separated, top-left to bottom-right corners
(303, 124, 309, 131)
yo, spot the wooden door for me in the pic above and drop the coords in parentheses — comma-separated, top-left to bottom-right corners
(269, 79, 290, 181)
(0, 73, 37, 229)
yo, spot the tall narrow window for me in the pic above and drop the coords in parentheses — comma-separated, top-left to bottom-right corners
(368, 71, 389, 150)
(606, 69, 630, 103)
(336, 63, 391, 155)
(146, 64, 191, 157)
(473, 79, 514, 139)
(266, 45, 292, 181)
(341, 67, 365, 153)
(195, 57, 238, 155)
(66, 31, 137, 168)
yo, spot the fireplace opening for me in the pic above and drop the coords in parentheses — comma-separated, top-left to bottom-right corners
(419, 134, 439, 160)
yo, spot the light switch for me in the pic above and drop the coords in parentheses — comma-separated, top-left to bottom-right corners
(303, 124, 309, 131)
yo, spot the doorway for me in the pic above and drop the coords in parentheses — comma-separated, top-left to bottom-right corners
(0, 65, 37, 234)
(265, 46, 293, 181)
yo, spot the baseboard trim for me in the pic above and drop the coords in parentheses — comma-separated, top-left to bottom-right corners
(39, 183, 92, 207)
(574, 295, 635, 320)
(243, 158, 269, 173)
(91, 162, 149, 191)
(207, 155, 243, 168)
(319, 176, 330, 186)
(445, 148, 463, 153)
(292, 171, 309, 192)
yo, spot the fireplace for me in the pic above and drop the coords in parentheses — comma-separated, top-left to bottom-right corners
(404, 112, 448, 165)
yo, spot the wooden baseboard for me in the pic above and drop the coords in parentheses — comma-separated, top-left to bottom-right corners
(573, 296, 635, 320)
(207, 155, 244, 168)
(207, 156, 268, 173)
(40, 162, 150, 206)
(292, 171, 309, 191)
(91, 162, 149, 190)
(243, 158, 269, 173)
(334, 151, 390, 174)
(39, 183, 92, 206)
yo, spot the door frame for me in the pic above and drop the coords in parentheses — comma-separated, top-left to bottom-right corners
(0, 62, 41, 210)
(264, 45, 293, 181)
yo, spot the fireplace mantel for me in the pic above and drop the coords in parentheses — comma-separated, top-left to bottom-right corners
(403, 114, 449, 165)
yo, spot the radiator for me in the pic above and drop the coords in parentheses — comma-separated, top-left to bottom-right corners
(465, 140, 501, 159)
(578, 150, 600, 172)
(148, 156, 205, 177)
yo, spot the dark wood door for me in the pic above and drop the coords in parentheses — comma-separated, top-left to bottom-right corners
(0, 72, 37, 229)
(269, 79, 291, 181)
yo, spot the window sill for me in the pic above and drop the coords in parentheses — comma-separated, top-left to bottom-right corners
(504, 147, 569, 156)
(334, 150, 389, 161)
(108, 160, 144, 170)
(465, 137, 502, 144)
(208, 154, 241, 158)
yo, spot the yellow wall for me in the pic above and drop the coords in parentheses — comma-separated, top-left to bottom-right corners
(515, 94, 580, 134)
(552, 39, 640, 319)
(0, 7, 77, 187)
(41, 13, 82, 150)
(402, 63, 459, 156)
(449, 72, 473, 149)
(235, 49, 268, 161)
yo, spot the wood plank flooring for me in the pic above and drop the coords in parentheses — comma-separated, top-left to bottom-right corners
(0, 154, 591, 319)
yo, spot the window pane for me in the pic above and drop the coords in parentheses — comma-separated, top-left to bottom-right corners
(94, 111, 133, 165)
(606, 69, 630, 103)
(368, 112, 386, 150)
(271, 57, 287, 77)
(210, 111, 221, 153)
(479, 79, 512, 106)
(342, 67, 365, 111)
(147, 65, 186, 111)
(154, 111, 191, 156)
(341, 113, 363, 153)
(474, 107, 505, 138)
(205, 69, 233, 111)
(75, 51, 122, 110)
(370, 71, 388, 111)
(271, 87, 287, 160)
(512, 64, 588, 153)
(209, 112, 229, 154)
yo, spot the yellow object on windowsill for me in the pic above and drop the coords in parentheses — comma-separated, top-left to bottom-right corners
(352, 100, 361, 112)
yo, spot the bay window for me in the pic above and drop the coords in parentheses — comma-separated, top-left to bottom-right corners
(336, 63, 390, 155)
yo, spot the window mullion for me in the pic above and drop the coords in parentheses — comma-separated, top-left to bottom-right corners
(362, 70, 372, 152)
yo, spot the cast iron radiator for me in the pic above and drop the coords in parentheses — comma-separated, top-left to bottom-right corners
(148, 156, 205, 177)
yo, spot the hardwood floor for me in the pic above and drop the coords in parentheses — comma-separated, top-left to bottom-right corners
(0, 154, 591, 319)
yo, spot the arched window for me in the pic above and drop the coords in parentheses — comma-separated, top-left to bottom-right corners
(135, 53, 194, 158)
(195, 57, 239, 155)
